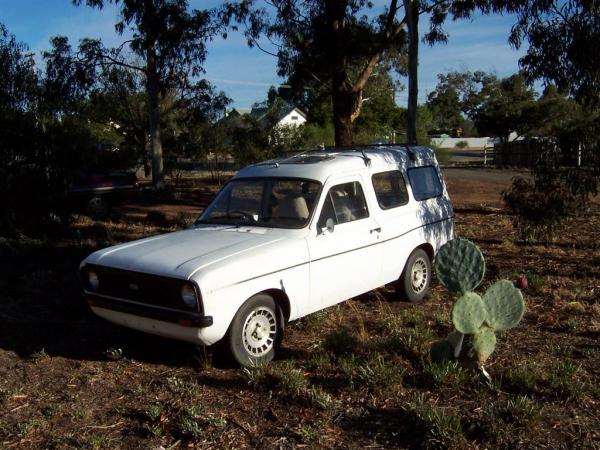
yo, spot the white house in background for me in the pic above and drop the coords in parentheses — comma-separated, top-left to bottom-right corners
(274, 107, 307, 128)
(225, 105, 307, 129)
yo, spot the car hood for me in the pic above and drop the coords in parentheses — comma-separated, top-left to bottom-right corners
(84, 225, 284, 279)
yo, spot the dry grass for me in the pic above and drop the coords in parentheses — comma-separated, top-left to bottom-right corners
(0, 176, 599, 449)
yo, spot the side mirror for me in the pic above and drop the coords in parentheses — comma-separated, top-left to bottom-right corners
(325, 218, 335, 233)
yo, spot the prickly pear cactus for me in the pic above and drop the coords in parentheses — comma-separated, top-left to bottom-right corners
(430, 239, 525, 378)
(434, 238, 485, 294)
(452, 292, 486, 334)
(483, 280, 525, 331)
(472, 326, 496, 364)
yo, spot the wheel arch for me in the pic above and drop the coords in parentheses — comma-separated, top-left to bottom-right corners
(260, 288, 291, 323)
(416, 242, 435, 263)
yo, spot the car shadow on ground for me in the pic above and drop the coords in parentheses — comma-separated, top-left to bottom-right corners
(0, 238, 209, 367)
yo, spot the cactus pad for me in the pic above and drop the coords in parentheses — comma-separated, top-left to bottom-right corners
(472, 326, 496, 364)
(435, 239, 485, 293)
(483, 280, 525, 331)
(452, 292, 487, 334)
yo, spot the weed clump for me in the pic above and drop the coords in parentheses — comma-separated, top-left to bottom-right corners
(244, 361, 332, 410)
(323, 327, 358, 356)
(404, 394, 466, 449)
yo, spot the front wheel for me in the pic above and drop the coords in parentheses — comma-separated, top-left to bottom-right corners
(226, 294, 282, 367)
(397, 248, 431, 303)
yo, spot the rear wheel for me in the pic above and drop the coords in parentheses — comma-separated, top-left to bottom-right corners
(226, 294, 282, 367)
(397, 248, 431, 303)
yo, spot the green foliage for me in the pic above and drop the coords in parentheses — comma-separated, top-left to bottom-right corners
(404, 394, 466, 449)
(434, 238, 485, 294)
(470, 73, 537, 141)
(494, 395, 541, 426)
(422, 360, 467, 389)
(323, 327, 359, 356)
(432, 239, 525, 370)
(503, 131, 600, 241)
(508, 0, 599, 106)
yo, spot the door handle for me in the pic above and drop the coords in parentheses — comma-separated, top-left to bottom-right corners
(370, 227, 382, 234)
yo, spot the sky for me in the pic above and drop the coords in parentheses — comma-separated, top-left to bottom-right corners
(0, 0, 529, 108)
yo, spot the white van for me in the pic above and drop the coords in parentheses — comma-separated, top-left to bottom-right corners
(80, 145, 454, 366)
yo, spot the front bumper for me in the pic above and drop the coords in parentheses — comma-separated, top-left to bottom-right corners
(85, 294, 213, 328)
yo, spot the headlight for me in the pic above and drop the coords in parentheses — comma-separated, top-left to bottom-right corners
(88, 271, 99, 291)
(181, 284, 197, 308)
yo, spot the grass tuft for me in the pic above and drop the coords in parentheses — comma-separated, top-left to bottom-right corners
(323, 327, 359, 356)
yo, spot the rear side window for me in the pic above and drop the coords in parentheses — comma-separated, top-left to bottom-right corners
(372, 171, 409, 209)
(408, 166, 443, 201)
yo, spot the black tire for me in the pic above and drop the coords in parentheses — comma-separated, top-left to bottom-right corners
(397, 248, 431, 303)
(226, 294, 282, 367)
(87, 196, 111, 220)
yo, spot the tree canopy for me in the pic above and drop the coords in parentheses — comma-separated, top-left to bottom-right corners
(508, 0, 600, 106)
(74, 0, 221, 185)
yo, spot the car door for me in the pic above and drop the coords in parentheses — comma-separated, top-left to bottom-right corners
(370, 169, 422, 284)
(305, 177, 383, 314)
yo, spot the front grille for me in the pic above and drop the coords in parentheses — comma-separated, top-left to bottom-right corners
(82, 265, 199, 312)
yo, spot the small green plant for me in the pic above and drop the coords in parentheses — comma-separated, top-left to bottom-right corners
(177, 417, 204, 440)
(29, 348, 50, 361)
(306, 386, 333, 410)
(144, 403, 164, 422)
(404, 394, 466, 449)
(323, 327, 358, 356)
(422, 360, 467, 389)
(0, 389, 9, 404)
(355, 355, 405, 389)
(492, 395, 542, 427)
(431, 239, 525, 379)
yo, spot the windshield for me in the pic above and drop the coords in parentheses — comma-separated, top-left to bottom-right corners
(197, 178, 321, 229)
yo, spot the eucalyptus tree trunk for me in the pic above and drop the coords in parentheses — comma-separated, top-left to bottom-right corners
(326, 0, 354, 147)
(146, 44, 164, 187)
(405, 0, 419, 145)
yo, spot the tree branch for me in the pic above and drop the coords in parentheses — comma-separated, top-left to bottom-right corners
(97, 53, 146, 73)
(351, 14, 407, 93)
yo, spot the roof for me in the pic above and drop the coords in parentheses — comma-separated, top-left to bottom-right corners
(229, 107, 251, 116)
(234, 145, 438, 184)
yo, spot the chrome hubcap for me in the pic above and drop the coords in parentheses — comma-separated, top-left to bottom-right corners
(242, 307, 277, 356)
(411, 257, 428, 293)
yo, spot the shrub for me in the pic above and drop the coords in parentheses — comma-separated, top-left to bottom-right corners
(323, 327, 359, 356)
(502, 139, 599, 242)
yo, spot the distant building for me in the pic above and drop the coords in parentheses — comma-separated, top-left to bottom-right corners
(224, 104, 307, 129)
(272, 107, 307, 128)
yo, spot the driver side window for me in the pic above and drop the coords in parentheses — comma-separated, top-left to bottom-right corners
(317, 181, 369, 228)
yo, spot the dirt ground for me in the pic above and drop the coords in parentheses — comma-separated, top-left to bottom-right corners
(0, 169, 599, 449)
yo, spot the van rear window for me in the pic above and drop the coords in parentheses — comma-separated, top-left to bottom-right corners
(407, 166, 443, 200)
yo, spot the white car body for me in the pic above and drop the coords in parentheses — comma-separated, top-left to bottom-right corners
(80, 146, 454, 354)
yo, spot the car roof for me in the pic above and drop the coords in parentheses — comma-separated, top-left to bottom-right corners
(234, 145, 438, 183)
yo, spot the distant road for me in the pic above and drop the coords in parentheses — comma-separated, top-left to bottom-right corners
(442, 167, 530, 184)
